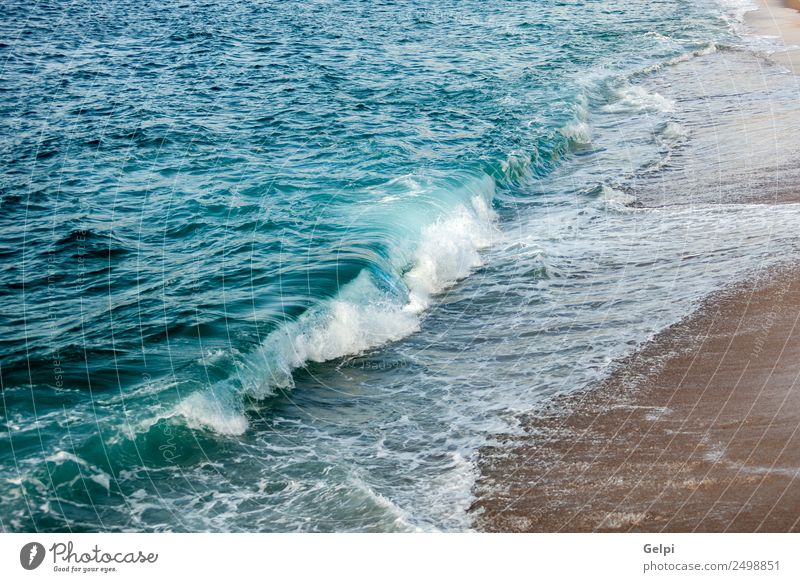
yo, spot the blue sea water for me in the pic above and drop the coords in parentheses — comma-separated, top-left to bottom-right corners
(2, 0, 800, 531)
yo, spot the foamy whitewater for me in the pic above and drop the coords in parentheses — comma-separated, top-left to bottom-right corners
(2, 0, 800, 532)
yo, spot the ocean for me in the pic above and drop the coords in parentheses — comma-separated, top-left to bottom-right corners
(2, 0, 800, 531)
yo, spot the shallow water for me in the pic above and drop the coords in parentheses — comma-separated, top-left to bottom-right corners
(2, 0, 799, 531)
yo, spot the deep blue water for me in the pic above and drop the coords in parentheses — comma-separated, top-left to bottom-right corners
(3, 0, 800, 531)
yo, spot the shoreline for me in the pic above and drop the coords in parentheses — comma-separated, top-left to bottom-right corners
(469, 0, 800, 534)
(746, 1, 800, 73)
(471, 265, 800, 531)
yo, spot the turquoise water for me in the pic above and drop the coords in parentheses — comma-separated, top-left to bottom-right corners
(3, 0, 800, 531)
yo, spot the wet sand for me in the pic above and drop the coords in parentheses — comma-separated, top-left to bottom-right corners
(471, 266, 800, 531)
(469, 1, 800, 533)
(747, 1, 800, 73)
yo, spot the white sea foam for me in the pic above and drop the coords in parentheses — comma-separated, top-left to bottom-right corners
(45, 451, 113, 491)
(169, 175, 499, 432)
(348, 474, 422, 532)
(658, 121, 690, 144)
(131, 387, 248, 437)
(603, 84, 675, 114)
(500, 152, 533, 182)
(197, 348, 239, 367)
(716, 0, 759, 25)
(240, 190, 497, 399)
(637, 42, 718, 76)
(239, 274, 421, 398)
(561, 120, 592, 145)
(560, 93, 592, 145)
(174, 392, 249, 436)
(404, 194, 496, 313)
(599, 185, 637, 208)
(45, 451, 86, 465)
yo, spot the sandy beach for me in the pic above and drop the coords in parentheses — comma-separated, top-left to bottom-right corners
(471, 266, 800, 531)
(470, 1, 800, 534)
(747, 1, 800, 72)
(785, 1, 800, 13)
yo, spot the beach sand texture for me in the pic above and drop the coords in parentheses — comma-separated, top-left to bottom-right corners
(748, 1, 800, 72)
(472, 267, 800, 532)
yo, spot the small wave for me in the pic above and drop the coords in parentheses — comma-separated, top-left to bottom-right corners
(602, 84, 675, 114)
(168, 173, 499, 432)
(240, 188, 497, 399)
(638, 42, 720, 76)
(404, 193, 495, 312)
(657, 121, 690, 146)
(600, 185, 637, 209)
(348, 475, 422, 532)
(173, 392, 249, 436)
(560, 94, 592, 146)
(45, 451, 112, 492)
(124, 385, 248, 437)
(499, 153, 534, 183)
(716, 0, 759, 26)
(579, 183, 638, 210)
